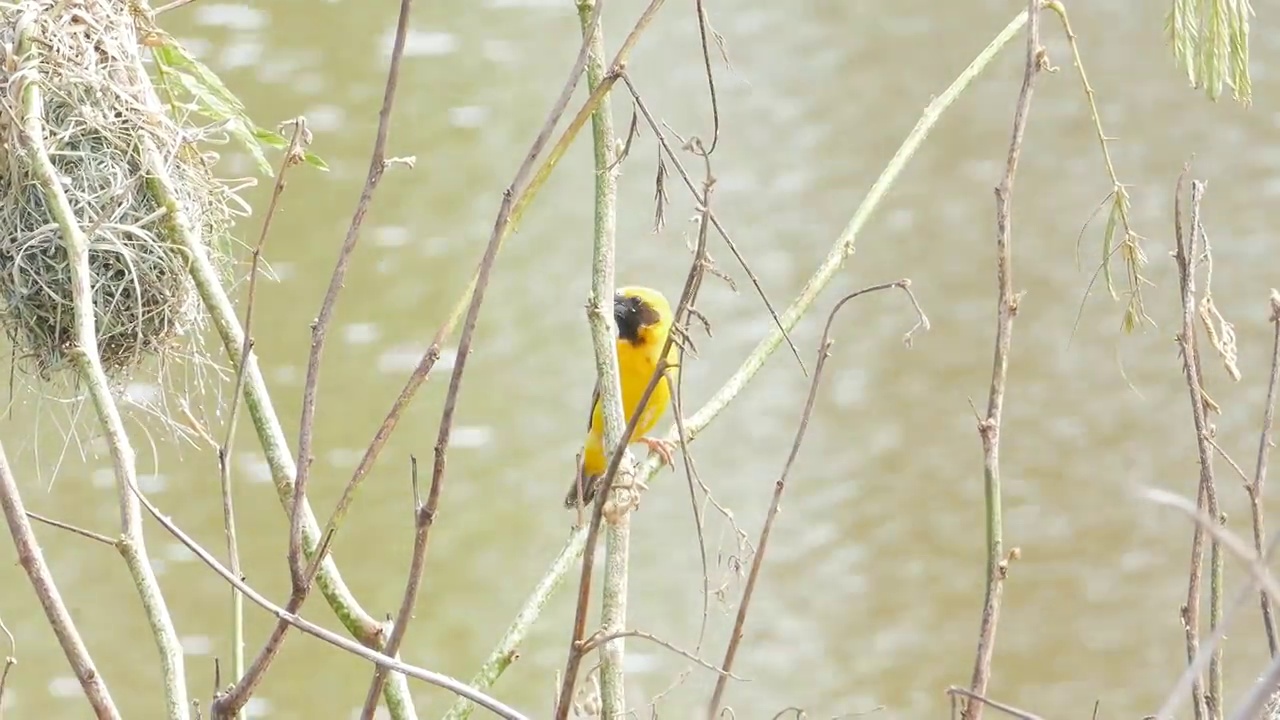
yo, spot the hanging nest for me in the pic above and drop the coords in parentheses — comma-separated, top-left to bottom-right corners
(0, 0, 243, 381)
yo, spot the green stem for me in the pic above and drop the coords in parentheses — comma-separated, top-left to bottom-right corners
(444, 8, 1032, 717)
(575, 0, 629, 715)
(15, 15, 189, 720)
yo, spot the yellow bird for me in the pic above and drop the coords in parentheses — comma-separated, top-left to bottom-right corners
(564, 286, 679, 508)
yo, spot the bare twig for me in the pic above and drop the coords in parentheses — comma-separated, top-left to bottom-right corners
(291, 0, 415, 592)
(131, 484, 530, 720)
(215, 1, 416, 715)
(708, 281, 927, 716)
(313, 0, 607, 552)
(359, 457, 438, 718)
(0, 441, 120, 720)
(947, 688, 1043, 720)
(1172, 168, 1224, 720)
(581, 630, 742, 679)
(962, 3, 1042, 718)
(218, 118, 310, 720)
(1249, 290, 1280, 656)
(24, 511, 116, 546)
(0, 614, 13, 712)
(1155, 528, 1280, 720)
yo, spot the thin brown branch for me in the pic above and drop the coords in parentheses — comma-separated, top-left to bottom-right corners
(359, 457, 437, 718)
(24, 511, 116, 546)
(693, 0, 720, 155)
(0, 441, 120, 720)
(708, 281, 928, 716)
(129, 483, 529, 720)
(219, 118, 310, 714)
(580, 629, 742, 680)
(963, 2, 1042, 717)
(290, 0, 415, 590)
(216, 2, 415, 715)
(618, 71, 806, 375)
(947, 688, 1044, 720)
(1173, 167, 1223, 720)
(1250, 290, 1280, 656)
(314, 0, 605, 550)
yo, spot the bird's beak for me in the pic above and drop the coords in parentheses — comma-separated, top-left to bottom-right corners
(613, 296, 627, 325)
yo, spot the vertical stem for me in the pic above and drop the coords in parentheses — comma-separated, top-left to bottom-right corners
(964, 1, 1040, 717)
(13, 20, 188, 718)
(577, 0, 628, 716)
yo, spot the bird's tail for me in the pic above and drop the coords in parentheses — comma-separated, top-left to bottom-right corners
(563, 472, 601, 509)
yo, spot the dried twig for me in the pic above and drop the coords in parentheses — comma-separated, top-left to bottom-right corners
(707, 281, 927, 715)
(1249, 290, 1280, 656)
(291, 0, 414, 591)
(948, 687, 1043, 720)
(0, 441, 120, 720)
(1172, 168, 1224, 720)
(218, 117, 310, 718)
(24, 510, 116, 546)
(963, 2, 1043, 717)
(358, 456, 439, 718)
(213, 0, 416, 715)
(313, 0, 608, 552)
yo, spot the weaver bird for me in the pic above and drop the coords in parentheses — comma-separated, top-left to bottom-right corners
(564, 286, 679, 509)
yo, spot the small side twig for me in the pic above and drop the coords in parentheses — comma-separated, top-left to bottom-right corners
(24, 511, 116, 547)
(0, 440, 120, 720)
(947, 688, 1044, 720)
(1249, 290, 1280, 656)
(707, 280, 927, 715)
(358, 456, 439, 718)
(963, 2, 1043, 718)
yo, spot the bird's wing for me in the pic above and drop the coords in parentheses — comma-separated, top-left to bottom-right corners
(585, 379, 601, 432)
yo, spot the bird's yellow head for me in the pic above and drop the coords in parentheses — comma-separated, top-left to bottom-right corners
(614, 286, 671, 347)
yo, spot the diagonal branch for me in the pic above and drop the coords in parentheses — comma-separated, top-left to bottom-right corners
(0, 440, 120, 719)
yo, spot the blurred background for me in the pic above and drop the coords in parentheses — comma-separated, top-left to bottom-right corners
(2, 0, 1279, 717)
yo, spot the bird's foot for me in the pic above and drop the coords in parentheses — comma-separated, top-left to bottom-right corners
(638, 436, 677, 469)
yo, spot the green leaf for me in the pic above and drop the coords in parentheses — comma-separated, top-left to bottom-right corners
(149, 35, 329, 175)
(1101, 195, 1120, 299)
(251, 126, 330, 171)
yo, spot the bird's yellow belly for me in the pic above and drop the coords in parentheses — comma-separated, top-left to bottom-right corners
(581, 357, 671, 477)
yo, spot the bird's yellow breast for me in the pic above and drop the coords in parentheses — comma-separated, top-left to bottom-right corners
(581, 334, 678, 477)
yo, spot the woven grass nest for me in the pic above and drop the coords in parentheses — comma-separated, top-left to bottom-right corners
(0, 0, 242, 380)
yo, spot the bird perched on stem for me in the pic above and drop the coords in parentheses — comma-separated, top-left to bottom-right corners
(564, 286, 679, 509)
